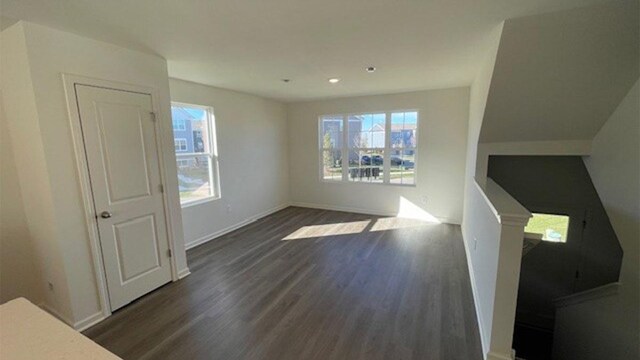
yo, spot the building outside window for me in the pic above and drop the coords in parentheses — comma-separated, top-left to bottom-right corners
(174, 138, 188, 152)
(171, 103, 221, 205)
(319, 111, 418, 185)
(173, 118, 186, 131)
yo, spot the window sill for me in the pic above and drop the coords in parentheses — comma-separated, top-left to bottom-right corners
(181, 196, 220, 209)
(320, 179, 417, 187)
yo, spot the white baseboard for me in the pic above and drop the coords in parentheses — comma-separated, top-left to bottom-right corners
(461, 230, 489, 359)
(74, 311, 107, 332)
(184, 203, 290, 250)
(290, 201, 459, 224)
(177, 267, 191, 279)
(40, 302, 107, 332)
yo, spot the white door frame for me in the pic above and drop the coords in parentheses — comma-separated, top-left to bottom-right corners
(62, 74, 181, 320)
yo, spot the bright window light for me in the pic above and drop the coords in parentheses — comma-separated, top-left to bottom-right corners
(525, 213, 570, 243)
(319, 111, 418, 186)
(171, 103, 221, 206)
(396, 196, 440, 223)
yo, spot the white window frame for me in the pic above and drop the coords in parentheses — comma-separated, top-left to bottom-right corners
(319, 117, 344, 182)
(173, 118, 186, 131)
(318, 110, 419, 186)
(174, 138, 188, 152)
(172, 102, 221, 207)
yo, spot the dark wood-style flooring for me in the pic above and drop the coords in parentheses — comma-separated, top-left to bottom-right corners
(84, 207, 483, 360)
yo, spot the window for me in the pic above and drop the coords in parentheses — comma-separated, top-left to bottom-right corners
(525, 213, 570, 243)
(174, 138, 188, 152)
(348, 113, 385, 183)
(171, 103, 220, 205)
(389, 111, 417, 185)
(177, 159, 190, 168)
(319, 111, 418, 185)
(320, 116, 343, 181)
(173, 118, 186, 131)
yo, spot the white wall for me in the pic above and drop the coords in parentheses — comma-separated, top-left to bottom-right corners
(463, 182, 502, 354)
(287, 88, 469, 224)
(1, 21, 188, 327)
(460, 25, 503, 355)
(463, 179, 530, 360)
(480, 1, 639, 143)
(169, 79, 290, 248)
(0, 92, 44, 305)
(460, 22, 526, 360)
(0, 23, 75, 321)
(554, 79, 639, 359)
(585, 77, 640, 322)
(462, 23, 503, 189)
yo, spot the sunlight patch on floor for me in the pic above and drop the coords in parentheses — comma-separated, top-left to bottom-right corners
(282, 220, 371, 240)
(282, 197, 441, 241)
(370, 217, 431, 232)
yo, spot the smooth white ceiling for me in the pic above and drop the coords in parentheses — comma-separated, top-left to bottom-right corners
(1, 0, 610, 102)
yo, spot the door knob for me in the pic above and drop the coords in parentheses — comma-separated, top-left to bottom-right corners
(100, 211, 112, 219)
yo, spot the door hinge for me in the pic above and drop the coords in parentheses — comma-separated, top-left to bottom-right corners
(167, 249, 172, 258)
(159, 184, 164, 193)
(150, 112, 157, 122)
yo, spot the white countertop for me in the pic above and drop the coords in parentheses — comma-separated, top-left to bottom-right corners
(0, 298, 120, 360)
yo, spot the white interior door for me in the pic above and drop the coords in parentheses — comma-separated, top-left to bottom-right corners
(76, 85, 172, 311)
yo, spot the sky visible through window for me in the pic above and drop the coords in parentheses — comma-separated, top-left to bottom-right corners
(391, 111, 417, 127)
(354, 112, 418, 131)
(174, 108, 205, 124)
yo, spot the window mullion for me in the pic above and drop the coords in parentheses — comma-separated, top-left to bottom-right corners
(383, 112, 391, 184)
(342, 115, 348, 181)
(208, 152, 215, 197)
(318, 118, 323, 182)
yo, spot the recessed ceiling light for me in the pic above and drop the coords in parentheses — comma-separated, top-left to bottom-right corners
(366, 66, 376, 73)
(328, 78, 340, 84)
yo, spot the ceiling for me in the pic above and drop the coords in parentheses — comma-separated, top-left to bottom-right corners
(1, 0, 611, 102)
(480, 0, 639, 142)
